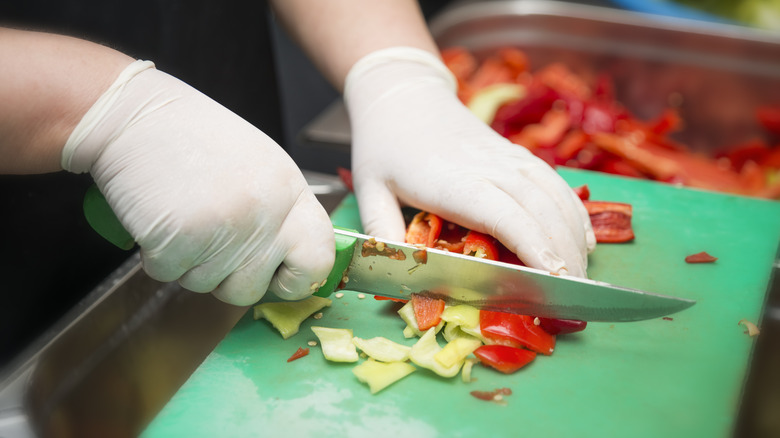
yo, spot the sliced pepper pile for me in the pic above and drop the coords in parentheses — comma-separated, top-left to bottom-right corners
(442, 46, 780, 199)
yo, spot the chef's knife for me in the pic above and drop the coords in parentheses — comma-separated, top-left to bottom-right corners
(84, 186, 694, 322)
(316, 228, 694, 322)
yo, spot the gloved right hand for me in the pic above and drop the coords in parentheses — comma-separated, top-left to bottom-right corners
(62, 60, 335, 306)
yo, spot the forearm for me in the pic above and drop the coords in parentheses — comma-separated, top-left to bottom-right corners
(0, 27, 133, 174)
(269, 0, 439, 91)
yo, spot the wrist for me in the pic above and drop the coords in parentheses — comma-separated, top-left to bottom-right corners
(61, 60, 156, 174)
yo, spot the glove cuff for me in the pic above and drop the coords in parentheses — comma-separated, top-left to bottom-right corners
(343, 47, 457, 103)
(61, 59, 155, 173)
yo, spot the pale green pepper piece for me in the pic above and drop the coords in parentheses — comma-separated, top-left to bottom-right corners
(253, 296, 332, 339)
(311, 326, 359, 363)
(352, 359, 416, 394)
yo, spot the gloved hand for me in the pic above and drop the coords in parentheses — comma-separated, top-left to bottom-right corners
(62, 60, 335, 305)
(344, 47, 595, 277)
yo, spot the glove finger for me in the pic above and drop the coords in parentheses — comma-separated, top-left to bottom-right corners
(211, 257, 277, 306)
(267, 197, 336, 301)
(569, 189, 597, 254)
(435, 183, 575, 276)
(355, 179, 406, 242)
(139, 236, 199, 284)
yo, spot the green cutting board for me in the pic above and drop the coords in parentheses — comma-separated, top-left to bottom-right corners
(143, 169, 780, 438)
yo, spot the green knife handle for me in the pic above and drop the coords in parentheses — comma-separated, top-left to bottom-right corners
(314, 227, 357, 298)
(84, 184, 357, 297)
(83, 184, 135, 250)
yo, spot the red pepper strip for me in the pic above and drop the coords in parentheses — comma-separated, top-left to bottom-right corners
(509, 107, 571, 149)
(336, 167, 354, 192)
(490, 83, 561, 138)
(479, 311, 555, 355)
(536, 317, 587, 335)
(373, 295, 408, 303)
(411, 294, 446, 331)
(685, 251, 718, 264)
(646, 107, 683, 136)
(584, 200, 635, 243)
(572, 184, 590, 201)
(534, 63, 591, 101)
(462, 231, 500, 261)
(405, 212, 443, 248)
(287, 347, 309, 363)
(474, 345, 537, 374)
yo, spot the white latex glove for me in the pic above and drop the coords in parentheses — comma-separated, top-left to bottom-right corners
(62, 60, 335, 305)
(344, 48, 595, 277)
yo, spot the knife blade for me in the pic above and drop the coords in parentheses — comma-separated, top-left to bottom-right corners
(82, 187, 694, 322)
(315, 228, 695, 322)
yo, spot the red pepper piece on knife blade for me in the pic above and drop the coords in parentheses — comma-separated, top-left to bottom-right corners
(411, 294, 446, 331)
(685, 251, 718, 264)
(480, 311, 555, 355)
(474, 345, 536, 374)
(583, 200, 635, 243)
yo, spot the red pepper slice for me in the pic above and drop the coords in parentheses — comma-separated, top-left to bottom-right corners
(462, 231, 500, 261)
(405, 212, 443, 248)
(336, 167, 354, 192)
(479, 311, 555, 355)
(373, 295, 408, 303)
(411, 293, 446, 331)
(473, 345, 537, 374)
(536, 317, 587, 335)
(287, 347, 309, 363)
(685, 251, 718, 263)
(572, 184, 590, 201)
(583, 200, 635, 243)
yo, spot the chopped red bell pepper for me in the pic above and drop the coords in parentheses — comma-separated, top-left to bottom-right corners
(462, 231, 500, 261)
(479, 310, 555, 355)
(572, 184, 590, 201)
(405, 211, 443, 249)
(536, 317, 587, 335)
(757, 105, 780, 137)
(287, 347, 310, 363)
(583, 200, 635, 243)
(336, 167, 354, 192)
(373, 295, 408, 303)
(685, 251, 718, 264)
(411, 293, 446, 331)
(473, 345, 537, 374)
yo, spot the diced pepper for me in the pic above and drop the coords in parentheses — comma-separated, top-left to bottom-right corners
(479, 310, 555, 355)
(287, 347, 310, 363)
(474, 344, 537, 374)
(573, 184, 590, 201)
(409, 328, 463, 378)
(336, 167, 353, 192)
(462, 231, 500, 261)
(536, 317, 587, 335)
(352, 359, 416, 394)
(405, 211, 443, 248)
(253, 296, 332, 339)
(434, 337, 483, 369)
(352, 336, 412, 362)
(583, 200, 635, 243)
(411, 293, 447, 331)
(311, 326, 359, 363)
(467, 83, 526, 125)
(398, 300, 443, 338)
(685, 251, 718, 263)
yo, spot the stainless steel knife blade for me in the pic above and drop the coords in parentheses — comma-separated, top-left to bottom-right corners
(326, 229, 695, 322)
